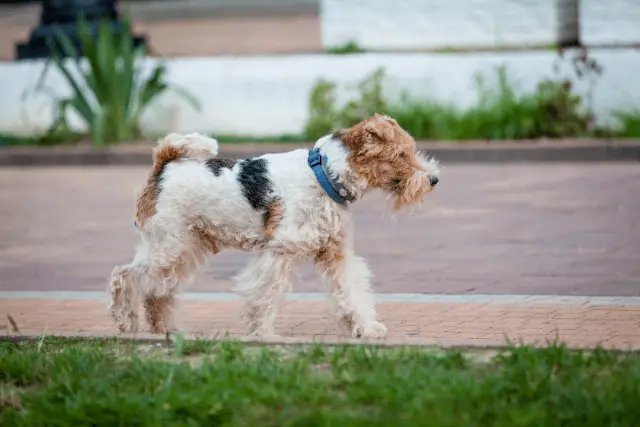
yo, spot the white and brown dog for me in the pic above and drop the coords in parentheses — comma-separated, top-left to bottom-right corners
(109, 114, 440, 338)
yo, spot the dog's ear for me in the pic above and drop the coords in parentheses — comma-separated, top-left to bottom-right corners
(364, 114, 395, 143)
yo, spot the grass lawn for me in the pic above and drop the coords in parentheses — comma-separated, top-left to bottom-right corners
(1, 337, 639, 426)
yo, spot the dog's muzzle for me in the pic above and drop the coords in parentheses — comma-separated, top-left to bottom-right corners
(428, 176, 439, 186)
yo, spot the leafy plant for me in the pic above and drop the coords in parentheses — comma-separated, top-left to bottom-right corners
(35, 16, 200, 145)
(305, 68, 387, 140)
(613, 110, 640, 137)
(304, 79, 339, 140)
(305, 65, 593, 141)
(341, 67, 387, 126)
(326, 41, 366, 54)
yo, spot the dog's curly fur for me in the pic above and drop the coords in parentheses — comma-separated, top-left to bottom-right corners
(108, 114, 440, 338)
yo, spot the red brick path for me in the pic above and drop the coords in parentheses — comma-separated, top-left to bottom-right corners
(2, 165, 639, 296)
(2, 298, 639, 350)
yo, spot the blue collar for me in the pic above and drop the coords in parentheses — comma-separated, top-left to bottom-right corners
(307, 148, 356, 205)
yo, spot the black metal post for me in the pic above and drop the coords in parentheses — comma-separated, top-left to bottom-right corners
(15, 0, 146, 60)
(557, 0, 581, 47)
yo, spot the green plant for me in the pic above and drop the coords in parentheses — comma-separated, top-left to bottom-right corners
(35, 16, 200, 146)
(304, 79, 339, 140)
(341, 67, 387, 126)
(2, 338, 640, 426)
(305, 68, 387, 140)
(326, 41, 366, 54)
(305, 65, 593, 141)
(613, 109, 640, 137)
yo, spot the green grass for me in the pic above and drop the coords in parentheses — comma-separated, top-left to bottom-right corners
(0, 133, 307, 147)
(1, 337, 640, 426)
(0, 131, 87, 147)
(326, 41, 367, 54)
(214, 134, 306, 144)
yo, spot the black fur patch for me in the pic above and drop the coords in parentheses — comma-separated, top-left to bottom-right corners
(332, 129, 347, 141)
(154, 163, 169, 194)
(237, 158, 272, 210)
(205, 158, 237, 176)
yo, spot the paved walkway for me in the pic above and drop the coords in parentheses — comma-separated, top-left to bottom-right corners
(1, 164, 639, 295)
(1, 164, 639, 349)
(1, 293, 639, 349)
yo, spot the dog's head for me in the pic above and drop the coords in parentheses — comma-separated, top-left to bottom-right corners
(337, 114, 440, 210)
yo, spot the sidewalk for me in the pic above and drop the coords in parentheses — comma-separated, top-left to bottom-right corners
(2, 294, 639, 350)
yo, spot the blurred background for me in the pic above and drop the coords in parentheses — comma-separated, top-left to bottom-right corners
(0, 1, 639, 299)
(0, 0, 638, 144)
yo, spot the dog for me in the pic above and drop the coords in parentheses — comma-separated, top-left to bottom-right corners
(108, 113, 440, 338)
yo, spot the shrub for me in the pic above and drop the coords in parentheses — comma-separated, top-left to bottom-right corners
(305, 66, 593, 141)
(34, 16, 200, 145)
(613, 110, 640, 138)
(326, 41, 367, 54)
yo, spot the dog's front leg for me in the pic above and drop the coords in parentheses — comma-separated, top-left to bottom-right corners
(234, 251, 294, 337)
(315, 246, 387, 339)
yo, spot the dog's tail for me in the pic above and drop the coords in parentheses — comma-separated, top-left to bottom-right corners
(152, 132, 219, 168)
(135, 133, 220, 228)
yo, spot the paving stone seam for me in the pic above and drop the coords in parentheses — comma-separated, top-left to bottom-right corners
(2, 291, 640, 306)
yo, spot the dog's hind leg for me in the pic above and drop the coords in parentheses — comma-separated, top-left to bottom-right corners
(234, 251, 295, 337)
(109, 227, 209, 334)
(142, 235, 209, 334)
(108, 242, 151, 333)
(315, 242, 387, 339)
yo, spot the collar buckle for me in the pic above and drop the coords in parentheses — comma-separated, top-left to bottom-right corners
(308, 148, 355, 206)
(307, 149, 322, 168)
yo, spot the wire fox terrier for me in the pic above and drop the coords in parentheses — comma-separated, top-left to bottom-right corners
(108, 114, 440, 338)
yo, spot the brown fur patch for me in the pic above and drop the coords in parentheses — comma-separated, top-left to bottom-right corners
(144, 295, 174, 334)
(314, 235, 345, 272)
(189, 217, 267, 253)
(189, 218, 223, 254)
(336, 114, 433, 210)
(314, 236, 358, 334)
(136, 143, 185, 227)
(263, 197, 285, 240)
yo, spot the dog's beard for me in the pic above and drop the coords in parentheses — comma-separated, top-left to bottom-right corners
(388, 153, 440, 212)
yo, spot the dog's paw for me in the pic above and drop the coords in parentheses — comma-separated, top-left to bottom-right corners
(247, 327, 280, 338)
(117, 321, 139, 334)
(149, 324, 180, 335)
(353, 321, 387, 339)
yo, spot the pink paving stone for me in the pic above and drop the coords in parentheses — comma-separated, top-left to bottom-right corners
(1, 298, 639, 350)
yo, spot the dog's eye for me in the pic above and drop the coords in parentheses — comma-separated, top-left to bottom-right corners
(399, 152, 407, 158)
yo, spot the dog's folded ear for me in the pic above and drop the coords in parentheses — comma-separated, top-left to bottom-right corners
(364, 114, 395, 143)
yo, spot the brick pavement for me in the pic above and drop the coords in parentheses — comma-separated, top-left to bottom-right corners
(1, 164, 639, 296)
(1, 297, 639, 350)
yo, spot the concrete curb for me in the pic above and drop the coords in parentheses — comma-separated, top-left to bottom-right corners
(1, 139, 639, 166)
(2, 331, 636, 351)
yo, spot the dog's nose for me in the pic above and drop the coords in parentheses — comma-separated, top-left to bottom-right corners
(429, 176, 439, 186)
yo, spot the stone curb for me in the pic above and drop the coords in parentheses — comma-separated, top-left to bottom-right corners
(1, 139, 639, 167)
(3, 331, 638, 351)
(4, 331, 631, 351)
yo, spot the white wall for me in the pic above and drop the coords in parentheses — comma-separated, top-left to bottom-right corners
(321, 0, 558, 50)
(0, 48, 638, 137)
(581, 0, 640, 45)
(320, 0, 640, 50)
